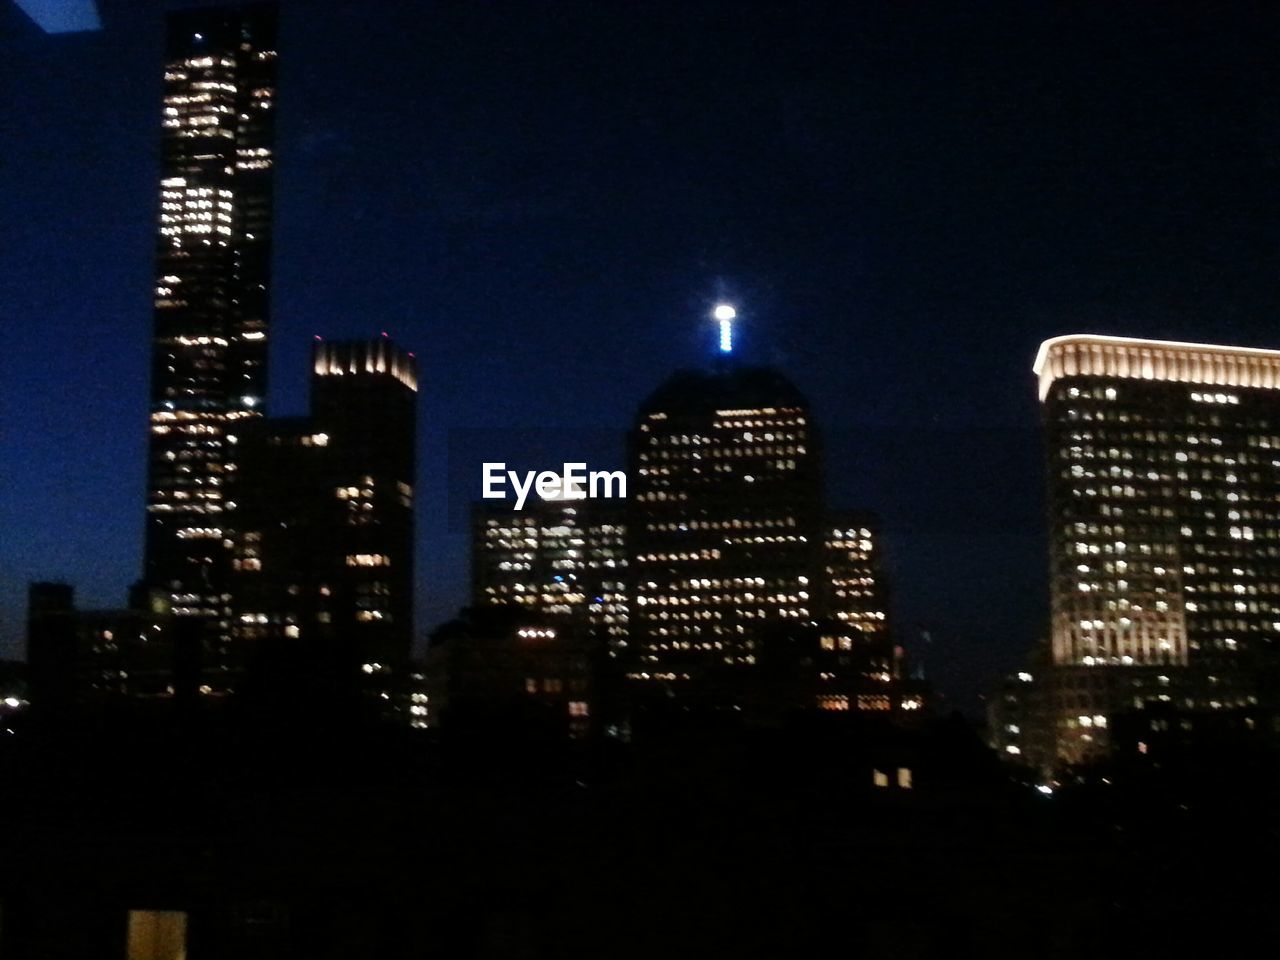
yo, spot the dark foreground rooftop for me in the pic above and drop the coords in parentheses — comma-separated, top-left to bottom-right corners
(1, 712, 1277, 959)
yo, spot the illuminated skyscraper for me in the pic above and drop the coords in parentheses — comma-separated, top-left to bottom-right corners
(626, 363, 823, 696)
(1034, 334, 1280, 765)
(142, 5, 278, 682)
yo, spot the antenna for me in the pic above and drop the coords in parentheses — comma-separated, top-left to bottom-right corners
(713, 303, 736, 354)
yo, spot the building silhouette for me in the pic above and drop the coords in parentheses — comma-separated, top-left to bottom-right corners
(231, 338, 418, 711)
(24, 583, 189, 723)
(1030, 334, 1280, 767)
(424, 605, 598, 738)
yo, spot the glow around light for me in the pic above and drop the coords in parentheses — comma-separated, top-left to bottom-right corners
(714, 304, 736, 353)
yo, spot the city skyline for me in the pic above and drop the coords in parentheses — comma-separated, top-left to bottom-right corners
(7, 3, 1280, 955)
(5, 0, 1280, 712)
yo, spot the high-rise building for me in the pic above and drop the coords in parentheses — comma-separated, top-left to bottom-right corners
(821, 511, 892, 650)
(471, 497, 628, 653)
(1033, 334, 1280, 765)
(614, 318, 928, 719)
(232, 339, 418, 706)
(142, 5, 278, 684)
(625, 363, 824, 698)
(808, 512, 913, 713)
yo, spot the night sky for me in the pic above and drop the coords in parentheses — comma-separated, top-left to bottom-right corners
(3, 0, 1279, 712)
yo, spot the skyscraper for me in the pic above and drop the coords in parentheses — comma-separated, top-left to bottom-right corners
(143, 5, 278, 682)
(1034, 334, 1280, 765)
(625, 363, 823, 697)
(233, 339, 418, 707)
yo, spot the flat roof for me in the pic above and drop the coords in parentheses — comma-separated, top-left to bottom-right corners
(1033, 334, 1280, 400)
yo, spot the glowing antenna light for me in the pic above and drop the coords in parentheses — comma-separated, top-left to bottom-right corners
(713, 304, 736, 353)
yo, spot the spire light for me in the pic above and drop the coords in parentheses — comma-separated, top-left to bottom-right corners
(713, 304, 736, 353)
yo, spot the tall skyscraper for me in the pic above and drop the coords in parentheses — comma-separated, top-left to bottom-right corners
(625, 363, 824, 696)
(143, 5, 278, 681)
(614, 314, 926, 718)
(1034, 334, 1280, 765)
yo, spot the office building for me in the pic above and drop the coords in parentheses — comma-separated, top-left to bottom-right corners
(424, 606, 596, 738)
(231, 338, 418, 706)
(625, 362, 823, 698)
(142, 5, 278, 689)
(25, 583, 176, 718)
(1034, 334, 1280, 765)
(471, 497, 628, 653)
(809, 513, 918, 713)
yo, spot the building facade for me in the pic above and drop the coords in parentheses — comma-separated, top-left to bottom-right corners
(1035, 334, 1280, 765)
(142, 5, 279, 690)
(471, 497, 628, 653)
(424, 606, 597, 738)
(625, 364, 823, 699)
(809, 513, 916, 714)
(231, 339, 418, 706)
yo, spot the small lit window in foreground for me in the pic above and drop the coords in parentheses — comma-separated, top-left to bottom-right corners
(127, 909, 187, 960)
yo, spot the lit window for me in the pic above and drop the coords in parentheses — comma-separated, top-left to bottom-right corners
(127, 910, 187, 960)
(346, 554, 390, 567)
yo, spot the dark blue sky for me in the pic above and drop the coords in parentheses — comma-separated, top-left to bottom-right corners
(3, 0, 1279, 711)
